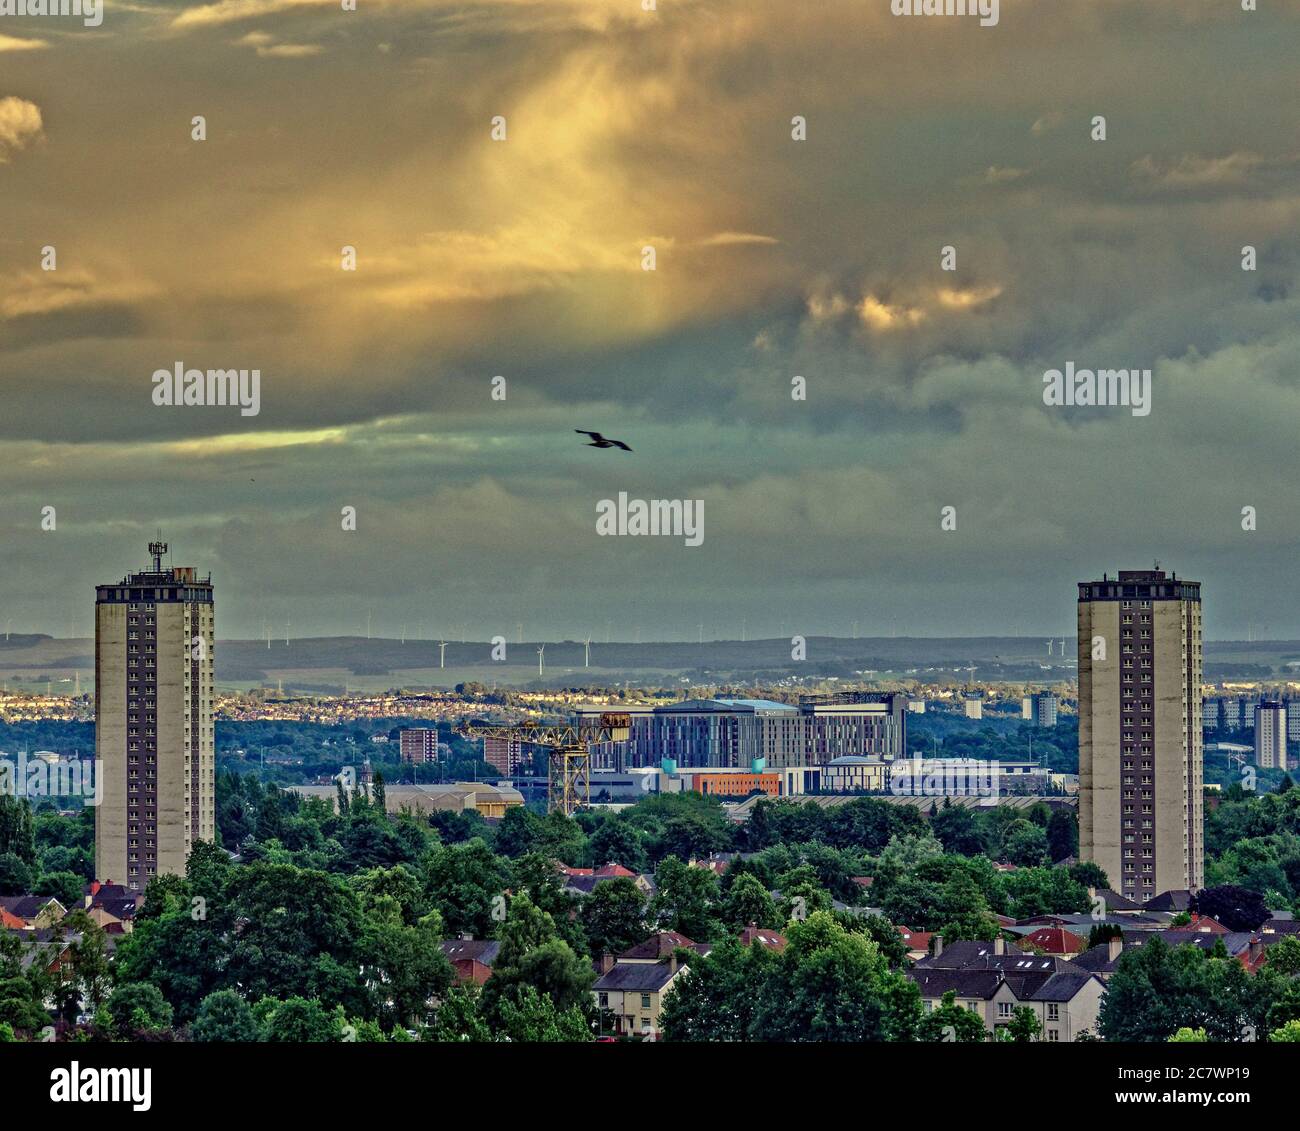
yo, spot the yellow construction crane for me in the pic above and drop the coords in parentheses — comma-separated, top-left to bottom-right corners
(458, 713, 632, 816)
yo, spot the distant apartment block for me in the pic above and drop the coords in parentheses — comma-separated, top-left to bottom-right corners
(398, 727, 439, 765)
(1023, 692, 1058, 727)
(1284, 699, 1300, 743)
(95, 542, 215, 892)
(1078, 569, 1204, 903)
(963, 696, 984, 720)
(483, 735, 525, 776)
(1255, 701, 1288, 771)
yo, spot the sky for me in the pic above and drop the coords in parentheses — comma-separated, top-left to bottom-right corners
(2, 0, 1299, 642)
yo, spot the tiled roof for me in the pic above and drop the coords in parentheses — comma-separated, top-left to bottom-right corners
(440, 939, 501, 966)
(739, 925, 786, 950)
(594, 961, 681, 992)
(1072, 944, 1123, 973)
(1144, 889, 1194, 912)
(1026, 972, 1099, 1003)
(908, 969, 1004, 1000)
(915, 940, 1024, 969)
(1021, 927, 1086, 954)
(0, 895, 62, 919)
(619, 931, 696, 961)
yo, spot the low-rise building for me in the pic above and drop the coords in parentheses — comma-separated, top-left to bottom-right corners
(440, 938, 500, 985)
(0, 895, 66, 930)
(398, 728, 440, 765)
(910, 936, 1104, 1041)
(593, 955, 689, 1040)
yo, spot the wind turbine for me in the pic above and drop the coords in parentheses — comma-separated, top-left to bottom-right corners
(366, 609, 372, 641)
(537, 644, 545, 678)
(584, 638, 591, 667)
(517, 623, 523, 645)
(284, 618, 290, 646)
(438, 641, 447, 669)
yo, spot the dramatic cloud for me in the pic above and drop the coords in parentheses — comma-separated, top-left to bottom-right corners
(1, 0, 1298, 639)
(0, 96, 42, 161)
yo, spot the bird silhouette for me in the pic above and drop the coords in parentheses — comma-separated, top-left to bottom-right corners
(575, 430, 632, 451)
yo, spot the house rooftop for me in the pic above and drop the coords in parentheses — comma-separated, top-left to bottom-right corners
(594, 961, 682, 992)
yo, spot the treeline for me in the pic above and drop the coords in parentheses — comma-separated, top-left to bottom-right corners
(0, 794, 94, 906)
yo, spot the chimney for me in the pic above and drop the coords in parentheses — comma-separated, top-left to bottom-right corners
(599, 952, 615, 975)
(994, 936, 1005, 956)
(1249, 937, 1264, 965)
(668, 952, 679, 974)
(1108, 936, 1123, 962)
(933, 934, 943, 958)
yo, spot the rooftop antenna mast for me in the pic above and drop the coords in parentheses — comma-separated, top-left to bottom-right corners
(148, 537, 168, 573)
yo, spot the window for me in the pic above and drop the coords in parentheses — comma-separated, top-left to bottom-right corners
(998, 1002, 1012, 1018)
(641, 993, 651, 1009)
(1047, 1003, 1060, 1021)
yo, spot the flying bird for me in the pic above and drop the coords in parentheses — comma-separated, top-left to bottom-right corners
(575, 430, 632, 451)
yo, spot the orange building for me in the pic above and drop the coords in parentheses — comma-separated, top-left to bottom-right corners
(692, 772, 781, 798)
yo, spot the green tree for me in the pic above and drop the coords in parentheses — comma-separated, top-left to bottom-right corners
(588, 819, 647, 873)
(1265, 935, 1300, 976)
(481, 894, 595, 1022)
(929, 804, 986, 856)
(750, 911, 921, 1042)
(1002, 821, 1049, 867)
(107, 982, 173, 1035)
(1168, 1026, 1209, 1042)
(426, 985, 493, 1043)
(1046, 810, 1078, 863)
(257, 996, 341, 1042)
(359, 915, 454, 1028)
(651, 856, 721, 941)
(192, 990, 261, 1042)
(0, 852, 35, 895)
(917, 990, 987, 1043)
(0, 796, 36, 864)
(493, 983, 591, 1042)
(423, 839, 512, 938)
(722, 872, 780, 930)
(660, 937, 776, 1041)
(39, 871, 84, 909)
(581, 878, 648, 957)
(1004, 1005, 1042, 1043)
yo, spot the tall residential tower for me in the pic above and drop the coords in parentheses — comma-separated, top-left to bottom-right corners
(95, 542, 215, 891)
(1078, 569, 1203, 901)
